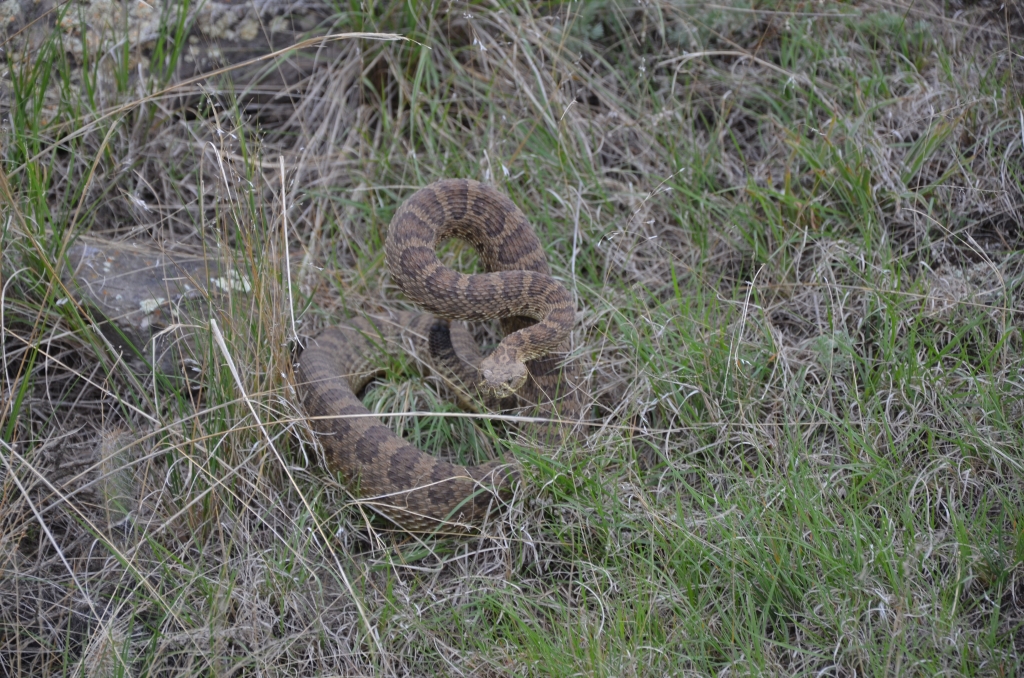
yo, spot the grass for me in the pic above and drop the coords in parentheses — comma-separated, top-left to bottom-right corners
(1, 0, 1023, 675)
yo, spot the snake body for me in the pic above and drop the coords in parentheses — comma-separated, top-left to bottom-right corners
(296, 180, 578, 530)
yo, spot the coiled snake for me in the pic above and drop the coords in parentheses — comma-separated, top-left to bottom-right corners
(295, 180, 579, 530)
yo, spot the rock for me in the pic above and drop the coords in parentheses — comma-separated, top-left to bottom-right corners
(61, 235, 249, 378)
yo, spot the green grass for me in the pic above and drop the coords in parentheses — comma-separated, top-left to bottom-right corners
(2, 0, 1023, 675)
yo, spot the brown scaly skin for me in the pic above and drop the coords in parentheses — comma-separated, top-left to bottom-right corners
(296, 180, 579, 531)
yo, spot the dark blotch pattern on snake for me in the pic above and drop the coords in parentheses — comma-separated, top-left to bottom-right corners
(295, 180, 580, 530)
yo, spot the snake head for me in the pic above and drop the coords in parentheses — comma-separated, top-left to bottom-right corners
(480, 348, 528, 397)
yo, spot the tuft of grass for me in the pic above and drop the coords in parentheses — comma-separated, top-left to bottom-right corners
(2, 0, 1023, 675)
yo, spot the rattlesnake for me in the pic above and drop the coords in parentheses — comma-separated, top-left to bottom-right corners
(295, 179, 579, 530)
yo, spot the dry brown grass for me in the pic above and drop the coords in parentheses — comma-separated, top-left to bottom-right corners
(1, 0, 1023, 675)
